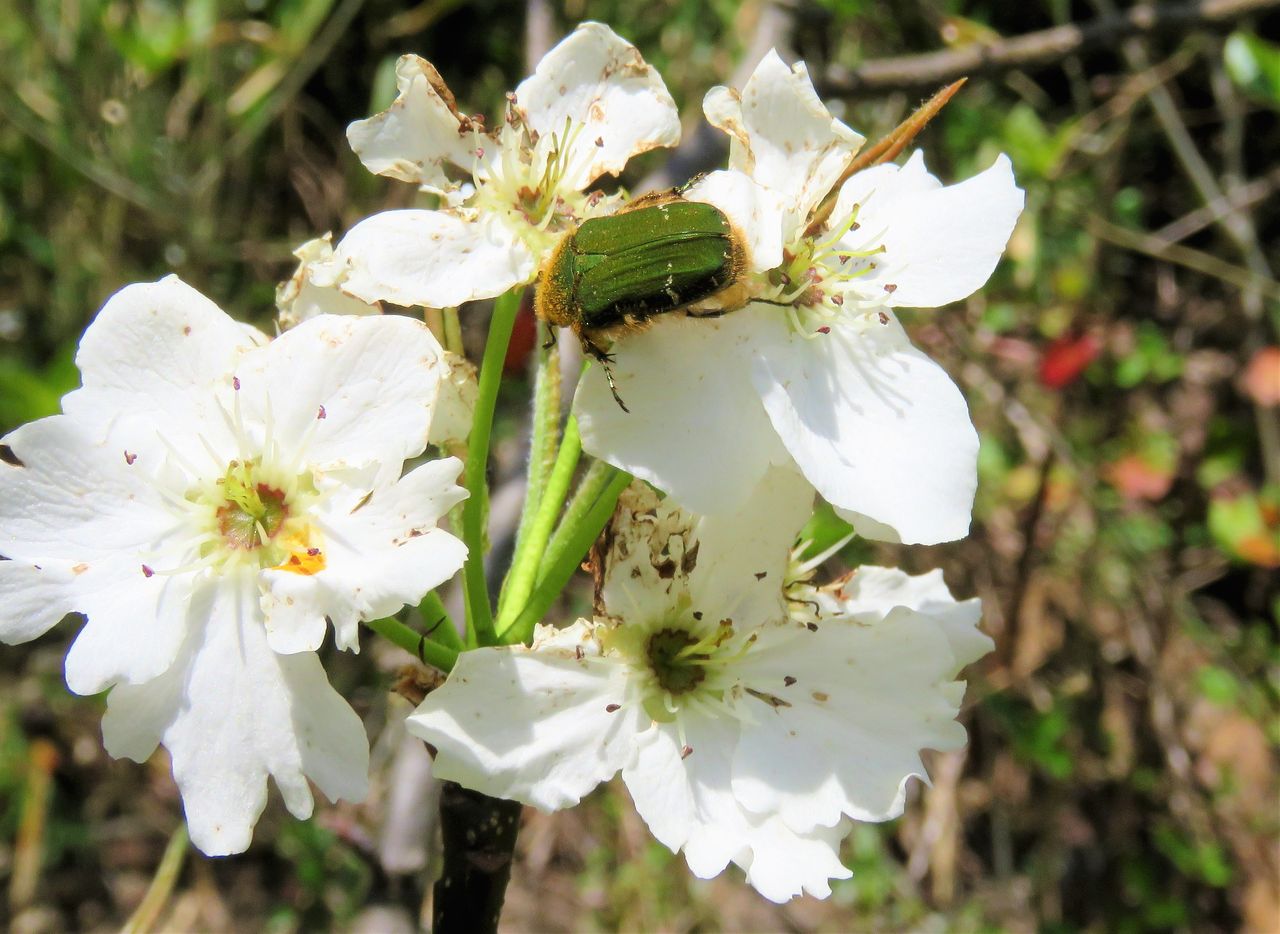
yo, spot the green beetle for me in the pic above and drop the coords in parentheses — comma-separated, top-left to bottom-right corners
(535, 192, 750, 409)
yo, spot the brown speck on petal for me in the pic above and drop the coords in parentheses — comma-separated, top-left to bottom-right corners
(878, 312, 890, 324)
(141, 565, 155, 578)
(232, 376, 241, 390)
(754, 571, 767, 580)
(317, 405, 327, 420)
(182, 325, 192, 336)
(883, 283, 898, 293)
(812, 691, 829, 702)
(784, 676, 797, 687)
(806, 622, 819, 632)
(680, 745, 693, 760)
(817, 326, 831, 335)
(605, 704, 621, 713)
(307, 548, 321, 556)
(595, 136, 604, 147)
(124, 451, 137, 465)
(831, 294, 844, 306)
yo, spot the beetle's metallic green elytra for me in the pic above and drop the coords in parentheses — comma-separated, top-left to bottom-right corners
(535, 194, 749, 362)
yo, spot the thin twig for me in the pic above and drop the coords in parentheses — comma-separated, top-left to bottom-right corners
(1152, 168, 1280, 243)
(820, 0, 1278, 96)
(1087, 214, 1280, 302)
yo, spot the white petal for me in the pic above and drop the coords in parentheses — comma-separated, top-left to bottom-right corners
(575, 311, 790, 516)
(751, 313, 978, 544)
(622, 715, 746, 879)
(346, 54, 479, 194)
(732, 608, 973, 831)
(276, 235, 381, 329)
(62, 277, 264, 458)
(833, 152, 1024, 308)
(599, 470, 809, 632)
(427, 351, 477, 447)
(684, 170, 785, 272)
(407, 622, 647, 811)
(262, 457, 468, 653)
(0, 560, 74, 644)
(63, 558, 196, 694)
(103, 580, 369, 856)
(704, 51, 862, 229)
(737, 817, 852, 903)
(330, 209, 534, 308)
(833, 566, 992, 670)
(690, 466, 813, 617)
(516, 23, 679, 190)
(622, 714, 850, 901)
(239, 313, 448, 480)
(0, 417, 178, 563)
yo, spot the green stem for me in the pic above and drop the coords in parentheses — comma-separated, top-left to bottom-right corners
(443, 306, 464, 356)
(498, 326, 562, 618)
(460, 290, 521, 646)
(500, 464, 631, 645)
(499, 416, 581, 627)
(420, 590, 462, 651)
(364, 615, 459, 672)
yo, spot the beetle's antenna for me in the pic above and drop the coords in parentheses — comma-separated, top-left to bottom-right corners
(603, 360, 630, 413)
(583, 336, 631, 413)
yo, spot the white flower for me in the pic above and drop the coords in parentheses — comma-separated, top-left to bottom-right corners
(276, 234, 381, 328)
(0, 276, 468, 855)
(576, 51, 1024, 545)
(319, 22, 680, 309)
(275, 236, 477, 448)
(407, 472, 991, 901)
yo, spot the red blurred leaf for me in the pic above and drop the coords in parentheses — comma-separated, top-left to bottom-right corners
(1240, 346, 1280, 406)
(504, 295, 538, 375)
(1103, 453, 1175, 501)
(1039, 333, 1101, 389)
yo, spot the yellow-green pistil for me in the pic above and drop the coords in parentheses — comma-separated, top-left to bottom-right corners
(604, 616, 749, 724)
(216, 461, 288, 550)
(646, 628, 709, 696)
(188, 458, 325, 575)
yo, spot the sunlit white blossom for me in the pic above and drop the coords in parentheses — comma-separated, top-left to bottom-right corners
(577, 51, 1024, 545)
(276, 234, 381, 328)
(0, 276, 468, 855)
(408, 473, 991, 901)
(317, 22, 680, 309)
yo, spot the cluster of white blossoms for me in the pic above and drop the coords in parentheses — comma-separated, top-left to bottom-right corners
(0, 278, 468, 855)
(410, 473, 992, 901)
(1, 21, 1019, 906)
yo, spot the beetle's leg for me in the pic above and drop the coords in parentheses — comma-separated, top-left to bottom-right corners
(416, 614, 448, 662)
(582, 335, 630, 413)
(541, 323, 559, 351)
(685, 307, 729, 319)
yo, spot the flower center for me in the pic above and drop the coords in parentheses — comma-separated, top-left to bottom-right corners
(473, 111, 601, 256)
(184, 455, 326, 576)
(646, 628, 709, 696)
(760, 204, 892, 338)
(215, 461, 288, 550)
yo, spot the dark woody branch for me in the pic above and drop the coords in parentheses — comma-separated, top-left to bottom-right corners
(819, 0, 1279, 97)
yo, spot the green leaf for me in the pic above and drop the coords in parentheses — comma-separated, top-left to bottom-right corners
(1225, 31, 1280, 108)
